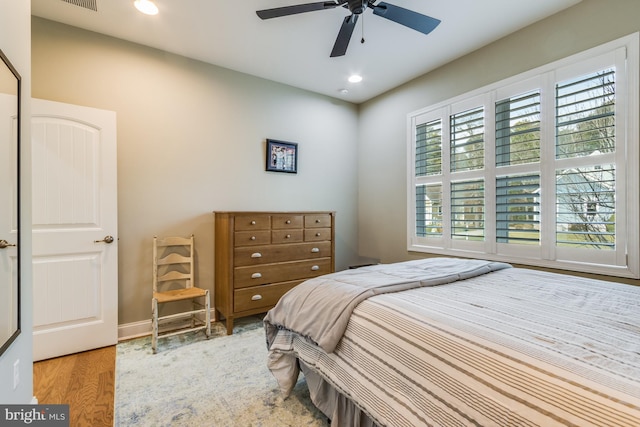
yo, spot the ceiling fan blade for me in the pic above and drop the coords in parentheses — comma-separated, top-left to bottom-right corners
(330, 14, 359, 57)
(257, 2, 343, 20)
(372, 2, 441, 35)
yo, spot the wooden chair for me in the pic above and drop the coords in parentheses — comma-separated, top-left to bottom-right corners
(151, 235, 210, 353)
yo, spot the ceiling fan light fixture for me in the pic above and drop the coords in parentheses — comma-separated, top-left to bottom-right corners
(348, 74, 363, 83)
(134, 0, 158, 15)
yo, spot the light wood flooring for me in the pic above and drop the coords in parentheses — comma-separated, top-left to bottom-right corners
(33, 346, 116, 427)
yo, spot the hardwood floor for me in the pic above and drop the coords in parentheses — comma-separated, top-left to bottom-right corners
(33, 346, 116, 427)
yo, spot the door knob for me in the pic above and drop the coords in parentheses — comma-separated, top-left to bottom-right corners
(94, 235, 115, 244)
(0, 239, 16, 249)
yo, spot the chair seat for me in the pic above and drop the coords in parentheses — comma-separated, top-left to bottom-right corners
(154, 287, 207, 304)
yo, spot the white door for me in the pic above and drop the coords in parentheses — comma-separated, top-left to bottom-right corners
(31, 98, 118, 361)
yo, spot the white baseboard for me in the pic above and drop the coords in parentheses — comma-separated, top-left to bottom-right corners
(118, 319, 152, 341)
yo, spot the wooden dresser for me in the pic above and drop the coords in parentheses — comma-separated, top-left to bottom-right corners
(214, 211, 335, 334)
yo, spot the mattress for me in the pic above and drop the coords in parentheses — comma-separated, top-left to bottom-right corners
(265, 260, 640, 426)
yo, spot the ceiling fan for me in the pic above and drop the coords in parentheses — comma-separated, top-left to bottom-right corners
(256, 0, 441, 58)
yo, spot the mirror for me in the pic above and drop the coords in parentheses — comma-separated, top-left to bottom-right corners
(0, 48, 20, 356)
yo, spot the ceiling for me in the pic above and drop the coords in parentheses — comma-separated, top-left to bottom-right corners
(31, 0, 581, 104)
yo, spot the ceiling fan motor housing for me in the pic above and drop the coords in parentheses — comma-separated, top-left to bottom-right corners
(347, 0, 367, 14)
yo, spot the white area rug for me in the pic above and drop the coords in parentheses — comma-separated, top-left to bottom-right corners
(115, 318, 327, 426)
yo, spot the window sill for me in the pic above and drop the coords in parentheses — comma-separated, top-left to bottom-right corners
(408, 244, 639, 279)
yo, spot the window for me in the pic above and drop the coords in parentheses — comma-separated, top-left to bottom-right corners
(555, 165, 615, 250)
(496, 174, 540, 245)
(451, 107, 485, 172)
(408, 34, 639, 278)
(451, 180, 485, 241)
(416, 183, 443, 238)
(495, 91, 540, 166)
(415, 119, 442, 177)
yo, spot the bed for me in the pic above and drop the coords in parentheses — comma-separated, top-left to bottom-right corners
(263, 258, 640, 427)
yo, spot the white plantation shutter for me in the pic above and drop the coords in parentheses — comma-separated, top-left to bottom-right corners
(416, 184, 443, 238)
(415, 120, 442, 177)
(495, 91, 541, 166)
(450, 107, 484, 172)
(451, 180, 484, 241)
(554, 69, 617, 252)
(556, 69, 615, 159)
(496, 175, 540, 244)
(407, 34, 638, 278)
(555, 165, 615, 250)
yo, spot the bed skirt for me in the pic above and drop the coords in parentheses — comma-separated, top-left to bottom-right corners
(300, 361, 379, 427)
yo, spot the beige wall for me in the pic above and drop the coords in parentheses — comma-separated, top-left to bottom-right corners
(32, 17, 361, 327)
(0, 0, 33, 404)
(30, 0, 640, 334)
(358, 0, 640, 286)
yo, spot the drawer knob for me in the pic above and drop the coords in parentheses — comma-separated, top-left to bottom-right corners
(251, 272, 262, 279)
(250, 236, 256, 241)
(315, 219, 320, 223)
(251, 294, 263, 301)
(311, 247, 320, 253)
(286, 220, 291, 224)
(251, 252, 262, 258)
(251, 220, 256, 225)
(316, 232, 321, 237)
(311, 265, 320, 271)
(286, 234, 291, 239)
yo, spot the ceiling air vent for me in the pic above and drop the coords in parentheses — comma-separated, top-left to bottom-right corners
(60, 0, 98, 12)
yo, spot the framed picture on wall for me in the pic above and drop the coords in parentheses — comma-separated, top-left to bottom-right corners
(266, 139, 298, 173)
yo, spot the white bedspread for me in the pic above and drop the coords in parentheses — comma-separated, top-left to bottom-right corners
(264, 258, 510, 353)
(266, 263, 640, 426)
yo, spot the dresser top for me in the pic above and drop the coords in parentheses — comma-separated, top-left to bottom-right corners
(213, 211, 335, 215)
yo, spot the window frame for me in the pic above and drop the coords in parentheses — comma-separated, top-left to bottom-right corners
(407, 33, 639, 278)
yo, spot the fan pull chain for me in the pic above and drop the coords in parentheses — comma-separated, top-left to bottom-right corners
(361, 12, 365, 44)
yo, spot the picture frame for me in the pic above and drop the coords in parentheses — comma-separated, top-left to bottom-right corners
(266, 139, 298, 173)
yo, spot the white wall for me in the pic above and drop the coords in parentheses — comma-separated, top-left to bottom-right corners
(32, 18, 361, 326)
(0, 0, 33, 404)
(357, 0, 640, 287)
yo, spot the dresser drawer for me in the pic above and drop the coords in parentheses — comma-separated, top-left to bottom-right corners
(271, 214, 303, 229)
(234, 215, 271, 231)
(234, 280, 302, 312)
(305, 228, 332, 242)
(305, 214, 332, 228)
(272, 229, 303, 244)
(234, 230, 271, 247)
(234, 258, 332, 288)
(234, 241, 333, 266)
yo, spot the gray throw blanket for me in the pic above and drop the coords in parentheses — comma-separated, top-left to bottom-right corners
(264, 257, 511, 353)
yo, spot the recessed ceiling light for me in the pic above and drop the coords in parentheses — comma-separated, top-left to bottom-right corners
(348, 74, 363, 84)
(134, 0, 159, 15)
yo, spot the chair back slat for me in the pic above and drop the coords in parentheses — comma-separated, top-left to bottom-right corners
(155, 236, 192, 247)
(157, 253, 190, 266)
(157, 270, 191, 283)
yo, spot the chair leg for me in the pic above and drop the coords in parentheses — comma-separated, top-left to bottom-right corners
(191, 300, 197, 329)
(205, 290, 211, 339)
(151, 298, 158, 354)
